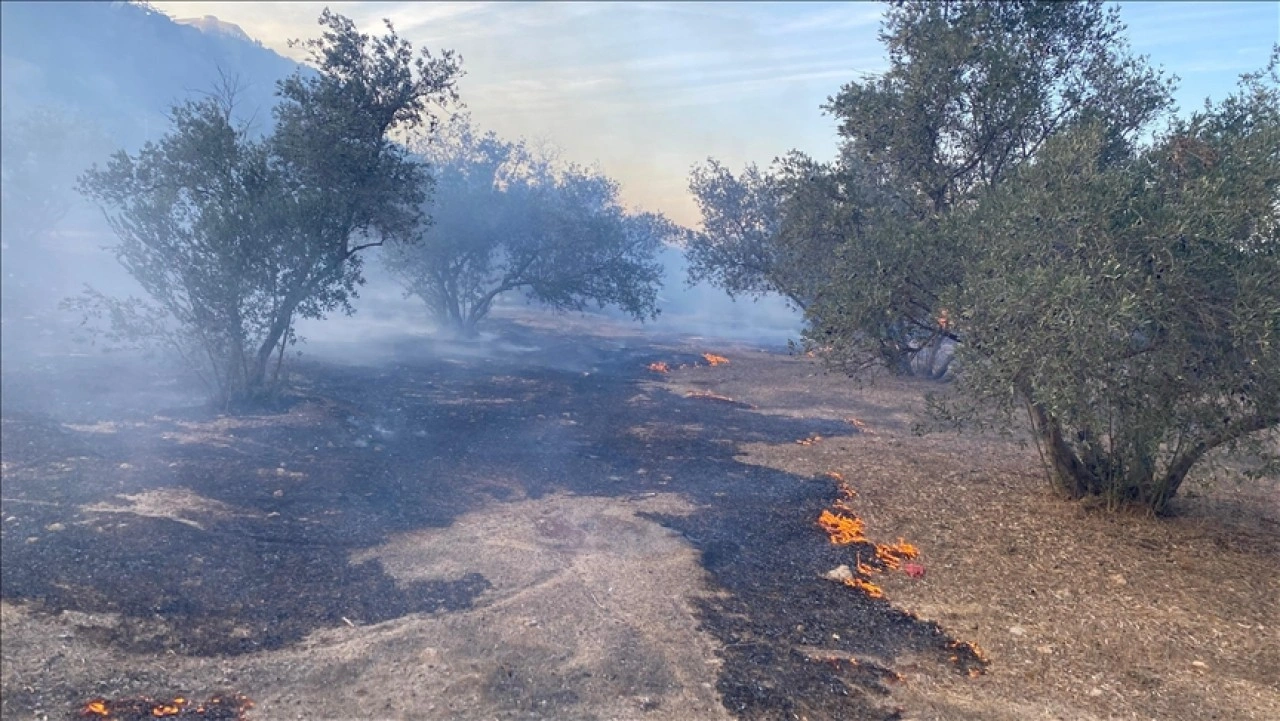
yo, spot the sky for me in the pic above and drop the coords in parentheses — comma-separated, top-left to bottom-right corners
(149, 1, 1279, 227)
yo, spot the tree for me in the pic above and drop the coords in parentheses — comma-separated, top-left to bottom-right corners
(685, 149, 885, 315)
(685, 159, 787, 304)
(73, 11, 461, 406)
(385, 116, 673, 337)
(807, 0, 1173, 376)
(934, 55, 1280, 512)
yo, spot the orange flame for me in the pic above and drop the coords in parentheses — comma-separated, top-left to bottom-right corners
(874, 543, 903, 570)
(647, 361, 669, 373)
(818, 510, 866, 545)
(702, 353, 730, 366)
(890, 538, 920, 559)
(80, 695, 252, 720)
(842, 576, 884, 598)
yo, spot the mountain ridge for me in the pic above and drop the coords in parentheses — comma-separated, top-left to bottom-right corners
(1, 1, 304, 149)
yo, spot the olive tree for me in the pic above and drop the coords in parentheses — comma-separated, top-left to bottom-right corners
(935, 57, 1280, 512)
(807, 0, 1173, 377)
(684, 153, 853, 313)
(73, 11, 460, 406)
(385, 117, 673, 337)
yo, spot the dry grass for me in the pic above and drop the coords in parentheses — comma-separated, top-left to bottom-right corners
(661, 351, 1280, 721)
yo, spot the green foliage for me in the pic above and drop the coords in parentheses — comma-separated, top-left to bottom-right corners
(807, 0, 1173, 377)
(705, 1, 1274, 510)
(73, 95, 282, 400)
(385, 116, 673, 337)
(685, 151, 874, 314)
(72, 11, 462, 407)
(685, 159, 786, 303)
(935, 57, 1280, 512)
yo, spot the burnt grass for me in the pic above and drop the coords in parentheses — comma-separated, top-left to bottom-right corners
(1, 318, 984, 720)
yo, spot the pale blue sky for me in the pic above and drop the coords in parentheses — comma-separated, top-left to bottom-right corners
(151, 1, 1279, 226)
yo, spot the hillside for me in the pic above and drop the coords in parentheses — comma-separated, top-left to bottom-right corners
(0, 0, 300, 149)
(0, 1, 305, 347)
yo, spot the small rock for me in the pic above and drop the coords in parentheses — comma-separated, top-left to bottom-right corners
(273, 489, 284, 498)
(824, 565, 853, 582)
(1191, 660, 1207, 669)
(1109, 574, 1127, 586)
(1036, 645, 1053, 655)
(1088, 688, 1103, 697)
(44, 522, 66, 532)
(119, 463, 132, 470)
(1008, 626, 1026, 636)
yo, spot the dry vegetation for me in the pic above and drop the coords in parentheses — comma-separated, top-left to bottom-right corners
(661, 349, 1280, 721)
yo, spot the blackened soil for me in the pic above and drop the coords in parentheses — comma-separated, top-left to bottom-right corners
(1, 318, 983, 720)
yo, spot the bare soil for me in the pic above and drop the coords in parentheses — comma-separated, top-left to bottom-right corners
(2, 310, 1276, 721)
(664, 349, 1280, 721)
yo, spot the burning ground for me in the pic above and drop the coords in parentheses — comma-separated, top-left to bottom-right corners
(2, 311, 1276, 720)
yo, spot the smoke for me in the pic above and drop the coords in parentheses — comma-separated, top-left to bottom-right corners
(0, 105, 146, 366)
(611, 242, 804, 347)
(290, 242, 804, 372)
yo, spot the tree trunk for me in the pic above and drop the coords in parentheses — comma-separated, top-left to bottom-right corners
(1025, 399, 1096, 499)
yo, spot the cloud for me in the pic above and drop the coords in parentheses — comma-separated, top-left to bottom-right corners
(763, 4, 885, 36)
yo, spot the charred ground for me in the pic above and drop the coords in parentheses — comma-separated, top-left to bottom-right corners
(1, 314, 980, 720)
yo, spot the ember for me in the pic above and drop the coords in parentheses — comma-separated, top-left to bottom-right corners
(947, 639, 990, 676)
(845, 417, 873, 434)
(824, 472, 858, 511)
(795, 434, 823, 446)
(78, 695, 252, 721)
(647, 361, 669, 373)
(702, 353, 730, 366)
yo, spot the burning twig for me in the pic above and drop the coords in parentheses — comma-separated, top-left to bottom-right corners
(702, 353, 730, 366)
